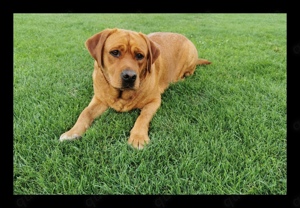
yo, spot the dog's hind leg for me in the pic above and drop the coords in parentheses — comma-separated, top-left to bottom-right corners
(181, 58, 211, 79)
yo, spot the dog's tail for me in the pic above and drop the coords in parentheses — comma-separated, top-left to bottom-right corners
(196, 59, 211, 65)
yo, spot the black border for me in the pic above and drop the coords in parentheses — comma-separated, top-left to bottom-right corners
(10, 1, 298, 208)
(8, 0, 286, 13)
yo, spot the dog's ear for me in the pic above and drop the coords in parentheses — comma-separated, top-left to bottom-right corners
(139, 33, 160, 73)
(85, 28, 117, 68)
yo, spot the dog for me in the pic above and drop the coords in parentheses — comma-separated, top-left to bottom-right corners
(60, 28, 211, 149)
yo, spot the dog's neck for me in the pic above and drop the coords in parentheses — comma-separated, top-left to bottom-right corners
(116, 88, 137, 101)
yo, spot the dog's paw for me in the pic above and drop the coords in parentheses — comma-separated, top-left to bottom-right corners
(59, 132, 82, 142)
(127, 133, 150, 150)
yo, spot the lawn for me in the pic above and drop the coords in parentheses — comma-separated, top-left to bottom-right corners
(13, 14, 286, 194)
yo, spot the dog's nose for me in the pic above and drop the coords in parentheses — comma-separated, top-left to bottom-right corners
(121, 70, 137, 82)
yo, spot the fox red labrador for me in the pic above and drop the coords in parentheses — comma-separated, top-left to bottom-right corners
(60, 28, 211, 149)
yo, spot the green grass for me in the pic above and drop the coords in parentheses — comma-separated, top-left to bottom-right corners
(13, 14, 286, 194)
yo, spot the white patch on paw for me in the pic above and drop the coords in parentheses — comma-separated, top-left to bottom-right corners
(59, 134, 81, 142)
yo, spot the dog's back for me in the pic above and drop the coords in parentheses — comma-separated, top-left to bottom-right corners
(148, 32, 210, 93)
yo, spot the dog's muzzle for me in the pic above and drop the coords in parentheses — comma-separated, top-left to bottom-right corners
(121, 69, 137, 89)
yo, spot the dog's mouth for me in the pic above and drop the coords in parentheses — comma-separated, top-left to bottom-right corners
(118, 85, 138, 92)
(121, 82, 135, 90)
(108, 80, 137, 91)
(110, 80, 137, 91)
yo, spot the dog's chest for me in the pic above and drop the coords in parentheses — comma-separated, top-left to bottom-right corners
(108, 91, 138, 112)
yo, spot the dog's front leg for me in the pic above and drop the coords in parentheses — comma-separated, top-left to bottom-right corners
(128, 97, 161, 149)
(60, 96, 108, 141)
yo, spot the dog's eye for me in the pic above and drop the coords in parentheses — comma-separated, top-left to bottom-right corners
(110, 50, 121, 57)
(135, 53, 144, 60)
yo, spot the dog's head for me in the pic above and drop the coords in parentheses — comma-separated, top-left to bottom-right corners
(85, 28, 160, 91)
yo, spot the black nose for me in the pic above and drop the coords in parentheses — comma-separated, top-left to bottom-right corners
(121, 70, 137, 82)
